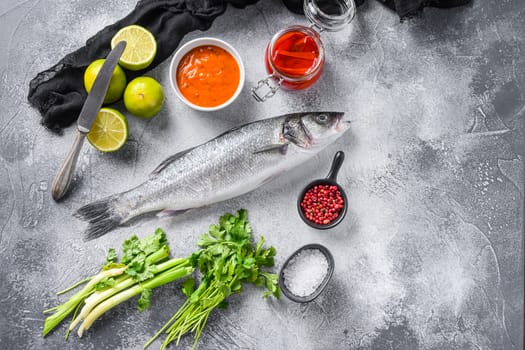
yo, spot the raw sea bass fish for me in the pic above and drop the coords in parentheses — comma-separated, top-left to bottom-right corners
(76, 112, 350, 240)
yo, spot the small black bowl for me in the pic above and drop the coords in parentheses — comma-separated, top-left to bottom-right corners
(278, 243, 335, 303)
(297, 151, 348, 229)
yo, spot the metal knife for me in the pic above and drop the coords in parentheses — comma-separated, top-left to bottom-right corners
(51, 41, 127, 201)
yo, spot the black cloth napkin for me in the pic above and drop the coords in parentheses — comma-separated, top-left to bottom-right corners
(28, 0, 257, 133)
(376, 0, 471, 18)
(282, 0, 470, 19)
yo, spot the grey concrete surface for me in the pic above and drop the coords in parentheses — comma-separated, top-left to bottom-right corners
(0, 0, 524, 349)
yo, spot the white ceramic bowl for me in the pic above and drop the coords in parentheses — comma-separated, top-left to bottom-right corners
(169, 37, 245, 112)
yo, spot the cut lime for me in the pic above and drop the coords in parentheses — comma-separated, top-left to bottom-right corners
(87, 108, 128, 152)
(111, 25, 157, 71)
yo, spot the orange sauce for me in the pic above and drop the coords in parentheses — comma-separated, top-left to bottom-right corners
(176, 45, 240, 108)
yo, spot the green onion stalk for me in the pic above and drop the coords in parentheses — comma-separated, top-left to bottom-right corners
(43, 266, 126, 337)
(42, 229, 194, 339)
(77, 264, 193, 337)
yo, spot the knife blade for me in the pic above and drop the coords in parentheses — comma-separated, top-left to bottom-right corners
(77, 40, 127, 132)
(51, 41, 127, 201)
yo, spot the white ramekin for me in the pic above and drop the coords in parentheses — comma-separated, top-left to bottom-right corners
(169, 37, 245, 112)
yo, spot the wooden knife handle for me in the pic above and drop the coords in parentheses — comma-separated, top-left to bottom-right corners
(51, 132, 86, 201)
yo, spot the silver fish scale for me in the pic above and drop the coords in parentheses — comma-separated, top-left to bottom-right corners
(119, 116, 304, 218)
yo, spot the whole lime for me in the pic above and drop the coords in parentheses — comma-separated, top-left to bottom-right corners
(84, 59, 127, 104)
(123, 77, 164, 119)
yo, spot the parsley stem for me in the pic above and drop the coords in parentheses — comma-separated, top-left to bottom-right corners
(143, 299, 190, 349)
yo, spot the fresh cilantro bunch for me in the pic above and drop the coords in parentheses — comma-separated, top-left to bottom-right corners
(147, 209, 280, 350)
(193, 209, 279, 299)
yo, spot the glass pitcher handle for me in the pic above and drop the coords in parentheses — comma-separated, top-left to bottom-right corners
(251, 75, 283, 102)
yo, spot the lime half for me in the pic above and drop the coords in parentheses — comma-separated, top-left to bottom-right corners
(111, 25, 157, 71)
(87, 108, 128, 152)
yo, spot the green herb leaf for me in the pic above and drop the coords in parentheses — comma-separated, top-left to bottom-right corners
(120, 230, 170, 282)
(182, 278, 195, 298)
(105, 248, 118, 264)
(197, 233, 216, 248)
(256, 245, 277, 267)
(260, 272, 280, 299)
(121, 235, 141, 265)
(138, 288, 153, 311)
(94, 277, 115, 291)
(217, 300, 229, 309)
(140, 229, 167, 256)
(219, 284, 231, 298)
(231, 280, 243, 293)
(208, 224, 224, 240)
(219, 213, 234, 235)
(134, 264, 156, 282)
(255, 236, 265, 256)
(242, 257, 256, 269)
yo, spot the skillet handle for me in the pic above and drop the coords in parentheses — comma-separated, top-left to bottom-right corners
(326, 151, 345, 182)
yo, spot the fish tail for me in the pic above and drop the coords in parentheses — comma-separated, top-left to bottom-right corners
(74, 195, 126, 241)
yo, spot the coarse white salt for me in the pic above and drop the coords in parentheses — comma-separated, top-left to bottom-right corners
(283, 248, 329, 297)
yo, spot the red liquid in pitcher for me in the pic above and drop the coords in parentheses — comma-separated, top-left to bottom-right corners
(265, 30, 324, 90)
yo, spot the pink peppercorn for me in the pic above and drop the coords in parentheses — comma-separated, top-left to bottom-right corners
(300, 185, 344, 225)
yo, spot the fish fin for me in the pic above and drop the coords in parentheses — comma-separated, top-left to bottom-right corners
(253, 143, 289, 155)
(150, 147, 195, 177)
(261, 170, 286, 186)
(75, 196, 124, 241)
(213, 125, 245, 140)
(157, 208, 190, 218)
(283, 117, 312, 148)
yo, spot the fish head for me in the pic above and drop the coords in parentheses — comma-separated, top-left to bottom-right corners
(283, 112, 348, 150)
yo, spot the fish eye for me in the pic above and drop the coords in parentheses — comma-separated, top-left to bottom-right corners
(317, 114, 328, 124)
